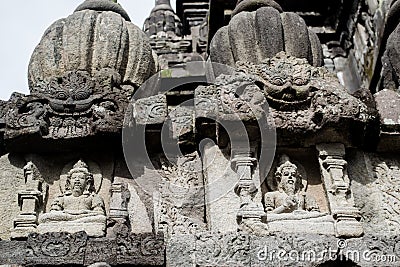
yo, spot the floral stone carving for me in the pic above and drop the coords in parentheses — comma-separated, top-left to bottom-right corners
(372, 157, 400, 234)
(155, 153, 205, 236)
(38, 160, 106, 237)
(5, 70, 128, 141)
(26, 231, 88, 265)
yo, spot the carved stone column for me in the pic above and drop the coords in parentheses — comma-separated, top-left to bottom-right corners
(316, 143, 363, 237)
(11, 162, 46, 239)
(108, 182, 131, 237)
(232, 148, 267, 232)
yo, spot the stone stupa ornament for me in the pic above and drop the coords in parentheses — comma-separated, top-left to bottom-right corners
(209, 0, 323, 67)
(4, 0, 158, 142)
(144, 0, 183, 39)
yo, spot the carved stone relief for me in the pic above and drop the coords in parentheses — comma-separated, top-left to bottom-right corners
(26, 231, 88, 266)
(37, 160, 107, 237)
(132, 94, 168, 125)
(155, 153, 205, 236)
(195, 232, 251, 266)
(115, 232, 165, 266)
(193, 52, 375, 147)
(232, 147, 268, 235)
(5, 71, 128, 140)
(168, 106, 195, 144)
(371, 156, 400, 234)
(263, 154, 335, 235)
(11, 161, 48, 239)
(317, 143, 364, 237)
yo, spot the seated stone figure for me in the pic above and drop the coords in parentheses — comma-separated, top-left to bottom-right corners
(264, 155, 327, 222)
(38, 160, 106, 237)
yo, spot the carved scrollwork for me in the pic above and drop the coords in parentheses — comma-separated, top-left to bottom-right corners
(5, 95, 49, 138)
(115, 233, 164, 265)
(26, 231, 87, 265)
(4, 70, 128, 140)
(195, 232, 251, 266)
(132, 94, 168, 125)
(372, 157, 400, 233)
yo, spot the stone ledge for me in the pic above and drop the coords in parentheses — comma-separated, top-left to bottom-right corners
(0, 232, 165, 266)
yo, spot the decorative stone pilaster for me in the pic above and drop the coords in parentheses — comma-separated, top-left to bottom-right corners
(11, 162, 46, 239)
(107, 182, 131, 237)
(316, 143, 364, 237)
(232, 148, 267, 233)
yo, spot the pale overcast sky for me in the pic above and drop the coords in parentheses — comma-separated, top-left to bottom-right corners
(0, 0, 176, 100)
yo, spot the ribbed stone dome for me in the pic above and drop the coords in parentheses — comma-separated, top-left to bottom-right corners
(28, 0, 157, 95)
(210, 0, 323, 67)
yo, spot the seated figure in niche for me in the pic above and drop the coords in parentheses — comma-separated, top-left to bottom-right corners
(39, 160, 106, 224)
(264, 155, 325, 221)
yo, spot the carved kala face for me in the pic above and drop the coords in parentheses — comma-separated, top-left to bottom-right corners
(70, 172, 88, 196)
(263, 66, 311, 102)
(45, 71, 95, 113)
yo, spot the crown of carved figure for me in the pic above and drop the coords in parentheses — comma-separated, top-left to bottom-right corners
(276, 155, 298, 175)
(65, 159, 95, 194)
(68, 159, 91, 176)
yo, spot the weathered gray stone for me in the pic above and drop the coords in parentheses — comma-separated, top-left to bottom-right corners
(210, 6, 323, 68)
(115, 233, 165, 266)
(166, 234, 196, 267)
(84, 239, 116, 266)
(349, 151, 400, 236)
(374, 89, 400, 151)
(202, 142, 241, 233)
(26, 231, 88, 266)
(28, 4, 156, 94)
(75, 0, 131, 21)
(0, 154, 26, 240)
(197, 52, 377, 147)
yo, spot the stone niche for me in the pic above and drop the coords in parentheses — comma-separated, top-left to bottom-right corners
(261, 149, 333, 235)
(9, 152, 114, 239)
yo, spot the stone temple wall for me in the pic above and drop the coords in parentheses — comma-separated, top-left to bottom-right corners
(0, 0, 399, 266)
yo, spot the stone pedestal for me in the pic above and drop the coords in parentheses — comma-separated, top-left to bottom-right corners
(11, 162, 46, 240)
(37, 221, 106, 238)
(232, 149, 268, 233)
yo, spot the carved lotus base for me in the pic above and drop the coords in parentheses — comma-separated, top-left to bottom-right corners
(37, 221, 106, 238)
(267, 214, 336, 235)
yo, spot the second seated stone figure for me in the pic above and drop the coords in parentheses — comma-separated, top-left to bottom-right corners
(265, 155, 319, 214)
(38, 160, 107, 237)
(264, 155, 329, 223)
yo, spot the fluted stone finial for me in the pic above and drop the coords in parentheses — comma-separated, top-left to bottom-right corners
(29, 0, 157, 96)
(144, 0, 182, 38)
(156, 0, 171, 6)
(75, 0, 130, 21)
(232, 0, 283, 17)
